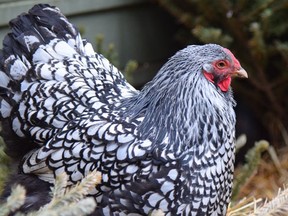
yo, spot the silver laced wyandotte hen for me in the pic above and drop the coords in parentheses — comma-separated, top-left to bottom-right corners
(0, 4, 248, 216)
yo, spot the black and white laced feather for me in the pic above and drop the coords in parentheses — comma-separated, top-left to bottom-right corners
(0, 4, 238, 216)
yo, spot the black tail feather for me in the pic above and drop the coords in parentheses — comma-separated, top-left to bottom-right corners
(0, 4, 81, 159)
(6, 4, 79, 59)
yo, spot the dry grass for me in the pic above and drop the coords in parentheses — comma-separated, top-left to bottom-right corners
(228, 146, 288, 215)
(237, 146, 288, 199)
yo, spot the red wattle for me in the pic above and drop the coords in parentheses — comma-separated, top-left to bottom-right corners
(218, 77, 231, 92)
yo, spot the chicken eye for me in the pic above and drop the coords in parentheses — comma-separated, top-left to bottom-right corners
(216, 61, 227, 68)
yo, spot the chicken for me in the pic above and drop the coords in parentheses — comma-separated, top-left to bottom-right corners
(0, 4, 248, 216)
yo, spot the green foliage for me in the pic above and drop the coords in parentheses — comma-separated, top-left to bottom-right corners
(232, 140, 269, 201)
(0, 185, 26, 216)
(124, 60, 139, 84)
(0, 171, 101, 216)
(0, 136, 11, 194)
(192, 26, 233, 47)
(34, 171, 100, 216)
(95, 34, 119, 67)
(95, 34, 138, 84)
(155, 0, 288, 146)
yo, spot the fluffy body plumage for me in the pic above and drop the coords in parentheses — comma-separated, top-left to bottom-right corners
(0, 4, 247, 216)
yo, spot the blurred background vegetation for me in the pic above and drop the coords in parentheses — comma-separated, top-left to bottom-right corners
(0, 0, 288, 215)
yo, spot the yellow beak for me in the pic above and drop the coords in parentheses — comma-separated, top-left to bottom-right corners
(232, 67, 248, 78)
